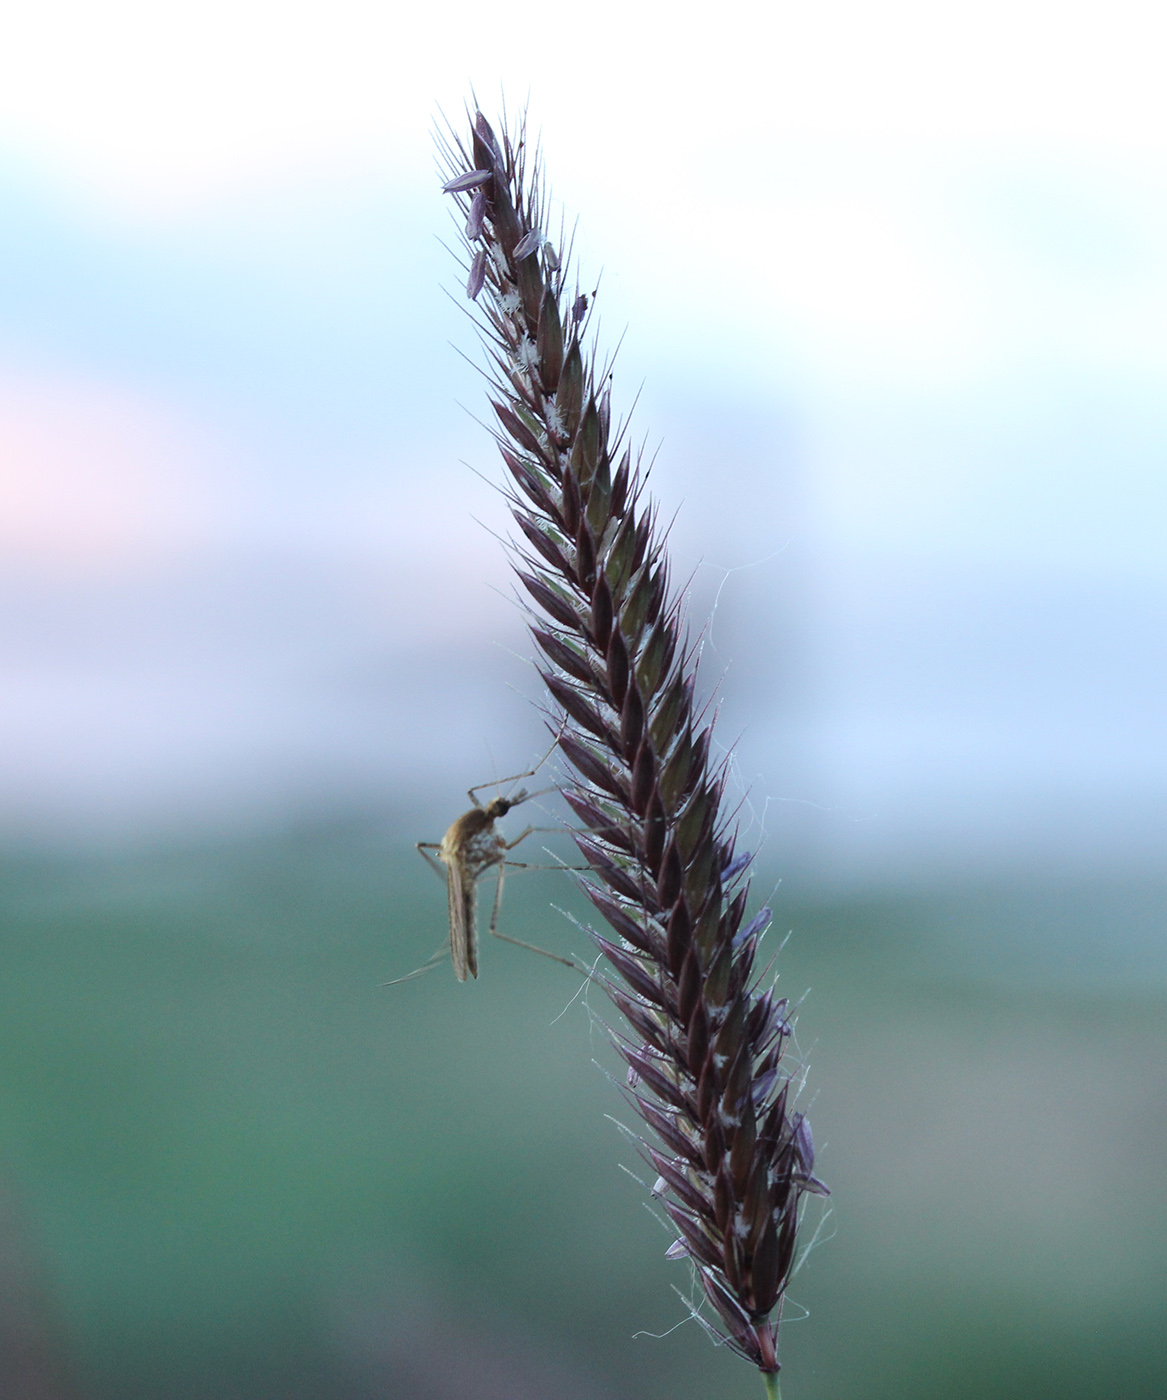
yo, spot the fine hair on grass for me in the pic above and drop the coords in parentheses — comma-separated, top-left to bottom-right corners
(436, 102, 829, 1396)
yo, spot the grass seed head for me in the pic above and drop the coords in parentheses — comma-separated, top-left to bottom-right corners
(438, 105, 827, 1379)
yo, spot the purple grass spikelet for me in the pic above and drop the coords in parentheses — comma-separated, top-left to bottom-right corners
(437, 105, 828, 1393)
(723, 849, 754, 882)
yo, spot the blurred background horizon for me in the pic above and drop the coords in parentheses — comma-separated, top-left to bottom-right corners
(1, 2, 1165, 1398)
(1, 2, 1164, 890)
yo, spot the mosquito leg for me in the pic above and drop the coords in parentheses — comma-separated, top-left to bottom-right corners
(499, 860, 590, 872)
(468, 779, 558, 807)
(416, 844, 447, 882)
(486, 862, 593, 975)
(467, 723, 569, 805)
(488, 863, 506, 938)
(381, 943, 449, 987)
(488, 929, 595, 976)
(499, 825, 566, 850)
(468, 773, 537, 806)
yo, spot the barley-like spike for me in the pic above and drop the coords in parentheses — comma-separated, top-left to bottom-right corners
(579, 882, 661, 955)
(618, 1044, 689, 1111)
(574, 836, 645, 904)
(438, 106, 825, 1382)
(605, 985, 670, 1053)
(539, 670, 615, 745)
(560, 789, 637, 853)
(558, 731, 628, 802)
(649, 1148, 714, 1218)
(594, 936, 668, 1007)
(532, 627, 594, 685)
(517, 571, 583, 633)
(514, 514, 574, 577)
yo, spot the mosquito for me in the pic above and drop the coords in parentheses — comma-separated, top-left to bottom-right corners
(395, 760, 585, 985)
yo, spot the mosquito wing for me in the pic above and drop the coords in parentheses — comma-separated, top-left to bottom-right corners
(447, 861, 480, 981)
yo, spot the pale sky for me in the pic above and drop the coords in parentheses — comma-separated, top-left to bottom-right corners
(1, 0, 1164, 881)
(3, 1, 1165, 208)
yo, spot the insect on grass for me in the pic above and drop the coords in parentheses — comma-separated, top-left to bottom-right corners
(398, 756, 585, 984)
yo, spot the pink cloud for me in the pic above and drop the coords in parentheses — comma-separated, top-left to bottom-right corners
(0, 370, 231, 575)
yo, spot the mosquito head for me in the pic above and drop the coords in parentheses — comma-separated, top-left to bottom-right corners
(485, 787, 528, 820)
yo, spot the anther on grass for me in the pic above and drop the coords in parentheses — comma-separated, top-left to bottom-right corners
(437, 105, 827, 1391)
(466, 248, 487, 301)
(442, 167, 493, 193)
(466, 189, 487, 240)
(513, 227, 542, 260)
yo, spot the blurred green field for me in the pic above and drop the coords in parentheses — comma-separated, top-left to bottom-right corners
(1, 818, 1164, 1399)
